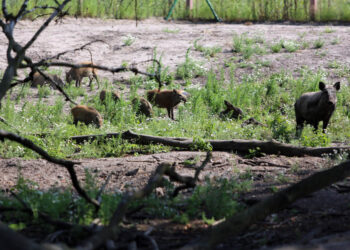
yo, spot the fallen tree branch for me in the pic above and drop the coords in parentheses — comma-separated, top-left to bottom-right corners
(169, 151, 212, 197)
(181, 160, 350, 250)
(0, 129, 99, 209)
(70, 130, 350, 157)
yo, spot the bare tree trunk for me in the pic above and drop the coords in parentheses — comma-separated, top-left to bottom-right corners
(283, 0, 289, 20)
(310, 0, 317, 21)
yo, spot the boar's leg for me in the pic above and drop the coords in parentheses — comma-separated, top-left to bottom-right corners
(322, 118, 331, 133)
(167, 107, 172, 119)
(93, 72, 99, 89)
(295, 115, 304, 137)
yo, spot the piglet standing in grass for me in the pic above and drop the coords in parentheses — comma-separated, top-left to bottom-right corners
(294, 81, 340, 137)
(71, 105, 103, 128)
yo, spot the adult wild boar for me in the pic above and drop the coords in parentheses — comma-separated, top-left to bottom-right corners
(294, 81, 340, 136)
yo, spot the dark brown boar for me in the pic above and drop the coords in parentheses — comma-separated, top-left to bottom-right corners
(71, 105, 102, 128)
(132, 97, 153, 117)
(66, 61, 99, 88)
(220, 100, 243, 119)
(146, 89, 187, 120)
(294, 81, 340, 136)
(99, 90, 121, 103)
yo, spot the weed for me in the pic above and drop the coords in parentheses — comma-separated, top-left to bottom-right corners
(194, 39, 222, 57)
(331, 37, 340, 45)
(323, 27, 335, 33)
(122, 34, 135, 46)
(282, 40, 299, 52)
(314, 38, 325, 49)
(270, 43, 282, 53)
(176, 48, 206, 79)
(162, 27, 180, 34)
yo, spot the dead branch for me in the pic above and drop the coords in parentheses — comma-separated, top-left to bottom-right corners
(70, 130, 350, 157)
(32, 59, 162, 85)
(36, 68, 77, 105)
(170, 151, 212, 197)
(181, 160, 350, 250)
(78, 162, 172, 250)
(96, 174, 112, 204)
(40, 39, 108, 62)
(0, 0, 71, 102)
(0, 129, 99, 209)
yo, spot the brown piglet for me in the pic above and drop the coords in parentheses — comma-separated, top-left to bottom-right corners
(147, 89, 187, 120)
(71, 105, 102, 128)
(99, 90, 121, 103)
(66, 62, 99, 88)
(132, 97, 153, 118)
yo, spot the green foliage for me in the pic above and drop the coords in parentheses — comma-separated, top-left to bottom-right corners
(314, 38, 325, 49)
(185, 177, 250, 219)
(176, 48, 206, 79)
(194, 39, 222, 58)
(300, 129, 331, 147)
(122, 34, 136, 46)
(2, 0, 350, 22)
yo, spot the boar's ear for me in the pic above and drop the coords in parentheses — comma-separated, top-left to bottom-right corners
(334, 82, 340, 91)
(224, 100, 233, 108)
(319, 81, 326, 90)
(173, 89, 177, 94)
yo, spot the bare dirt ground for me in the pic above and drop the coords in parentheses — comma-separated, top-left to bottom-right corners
(1, 18, 350, 249)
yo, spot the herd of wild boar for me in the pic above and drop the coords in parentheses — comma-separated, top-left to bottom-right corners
(32, 62, 341, 136)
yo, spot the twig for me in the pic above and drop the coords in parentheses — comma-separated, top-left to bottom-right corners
(136, 233, 159, 250)
(171, 152, 212, 197)
(96, 174, 112, 204)
(36, 68, 77, 105)
(22, 0, 71, 51)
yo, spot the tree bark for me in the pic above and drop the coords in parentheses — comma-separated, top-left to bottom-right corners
(310, 0, 317, 21)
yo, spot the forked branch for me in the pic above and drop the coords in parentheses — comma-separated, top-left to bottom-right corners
(0, 129, 99, 209)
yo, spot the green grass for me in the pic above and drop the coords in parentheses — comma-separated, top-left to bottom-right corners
(2, 63, 350, 159)
(0, 171, 250, 233)
(2, 0, 350, 22)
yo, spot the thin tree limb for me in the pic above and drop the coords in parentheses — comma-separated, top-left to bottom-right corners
(22, 0, 71, 52)
(0, 129, 99, 209)
(36, 68, 77, 105)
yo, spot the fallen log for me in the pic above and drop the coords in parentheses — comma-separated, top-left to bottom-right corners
(70, 130, 350, 157)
